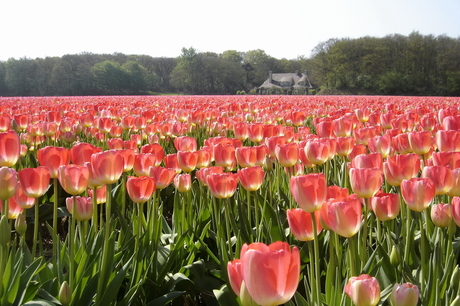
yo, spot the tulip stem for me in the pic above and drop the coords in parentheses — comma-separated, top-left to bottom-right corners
(97, 183, 113, 304)
(69, 195, 76, 290)
(53, 178, 59, 263)
(91, 187, 98, 235)
(32, 198, 39, 258)
(348, 234, 359, 277)
(311, 213, 322, 306)
(419, 213, 426, 294)
(246, 189, 252, 243)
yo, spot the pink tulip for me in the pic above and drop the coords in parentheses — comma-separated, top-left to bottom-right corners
(290, 173, 327, 213)
(320, 194, 362, 238)
(401, 178, 435, 212)
(344, 274, 380, 306)
(240, 241, 300, 305)
(390, 283, 419, 306)
(66, 196, 93, 221)
(287, 208, 322, 241)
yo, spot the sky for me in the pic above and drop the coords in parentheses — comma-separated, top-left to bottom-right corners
(1, 0, 460, 62)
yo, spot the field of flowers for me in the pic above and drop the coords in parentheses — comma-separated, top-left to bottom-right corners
(1, 95, 460, 305)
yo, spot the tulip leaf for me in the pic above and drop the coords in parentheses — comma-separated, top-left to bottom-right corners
(213, 285, 239, 306)
(145, 291, 186, 306)
(97, 256, 133, 305)
(23, 300, 56, 306)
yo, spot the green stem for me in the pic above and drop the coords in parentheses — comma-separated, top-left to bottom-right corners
(32, 198, 39, 257)
(247, 189, 252, 242)
(91, 187, 98, 235)
(311, 213, 322, 306)
(419, 212, 427, 294)
(53, 178, 59, 262)
(69, 195, 76, 290)
(97, 183, 113, 304)
(348, 234, 359, 277)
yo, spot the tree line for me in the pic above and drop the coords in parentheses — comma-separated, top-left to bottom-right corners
(0, 31, 459, 96)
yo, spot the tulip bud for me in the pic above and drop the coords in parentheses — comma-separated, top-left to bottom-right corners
(14, 213, 27, 236)
(450, 266, 460, 294)
(390, 245, 401, 267)
(390, 283, 419, 306)
(59, 281, 72, 306)
(0, 215, 11, 245)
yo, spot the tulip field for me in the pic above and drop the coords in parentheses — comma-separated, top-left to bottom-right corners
(2, 95, 460, 306)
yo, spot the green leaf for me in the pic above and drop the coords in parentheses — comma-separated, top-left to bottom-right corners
(97, 256, 133, 305)
(23, 300, 57, 306)
(14, 258, 44, 305)
(213, 285, 239, 306)
(145, 291, 185, 306)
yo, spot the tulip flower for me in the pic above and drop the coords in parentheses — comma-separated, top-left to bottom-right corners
(195, 166, 224, 186)
(173, 136, 197, 152)
(290, 173, 327, 212)
(176, 150, 199, 173)
(421, 165, 453, 195)
(370, 192, 400, 221)
(0, 167, 18, 200)
(164, 153, 181, 174)
(196, 149, 212, 168)
(57, 164, 90, 195)
(401, 177, 435, 212)
(235, 146, 257, 168)
(344, 274, 380, 306)
(13, 182, 36, 209)
(118, 149, 135, 172)
(335, 137, 355, 156)
(239, 241, 300, 306)
(349, 167, 383, 198)
(149, 166, 176, 190)
(206, 172, 239, 199)
(274, 142, 299, 168)
(173, 173, 192, 192)
(431, 203, 452, 228)
(265, 136, 287, 158)
(18, 167, 50, 198)
(351, 153, 383, 170)
(367, 134, 391, 158)
(435, 130, 460, 152)
(390, 283, 419, 306)
(408, 130, 433, 155)
(304, 138, 332, 165)
(432, 151, 460, 170)
(70, 142, 102, 166)
(140, 143, 164, 165)
(320, 194, 362, 238)
(287, 208, 322, 241)
(126, 176, 155, 203)
(227, 259, 244, 297)
(133, 153, 160, 176)
(348, 144, 368, 161)
(237, 166, 265, 191)
(248, 123, 264, 143)
(88, 185, 107, 204)
(383, 154, 421, 187)
(213, 143, 236, 168)
(0, 130, 21, 167)
(66, 196, 93, 221)
(90, 150, 124, 185)
(326, 185, 349, 200)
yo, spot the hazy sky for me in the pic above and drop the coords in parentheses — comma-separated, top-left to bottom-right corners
(1, 0, 459, 61)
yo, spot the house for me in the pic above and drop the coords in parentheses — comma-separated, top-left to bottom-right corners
(257, 70, 314, 95)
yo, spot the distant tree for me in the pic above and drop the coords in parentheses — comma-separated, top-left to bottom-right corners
(91, 60, 130, 95)
(0, 62, 7, 95)
(4, 58, 37, 96)
(170, 47, 202, 94)
(121, 60, 149, 93)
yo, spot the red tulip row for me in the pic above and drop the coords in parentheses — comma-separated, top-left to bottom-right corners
(1, 95, 460, 305)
